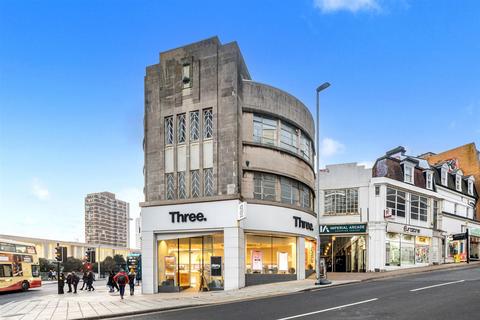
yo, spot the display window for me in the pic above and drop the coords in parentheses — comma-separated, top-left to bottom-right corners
(415, 236, 430, 264)
(158, 233, 224, 291)
(304, 239, 316, 272)
(386, 232, 431, 266)
(245, 234, 297, 275)
(470, 236, 480, 260)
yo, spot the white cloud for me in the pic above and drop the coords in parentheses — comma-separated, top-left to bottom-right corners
(320, 137, 345, 157)
(314, 0, 380, 13)
(31, 178, 50, 200)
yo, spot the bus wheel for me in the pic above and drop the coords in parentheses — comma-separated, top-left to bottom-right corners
(21, 281, 29, 291)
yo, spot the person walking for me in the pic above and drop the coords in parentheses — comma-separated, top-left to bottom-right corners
(87, 271, 95, 291)
(80, 271, 88, 290)
(107, 271, 115, 293)
(52, 270, 57, 280)
(72, 272, 80, 294)
(48, 270, 53, 280)
(66, 272, 73, 293)
(113, 269, 129, 300)
(128, 272, 135, 296)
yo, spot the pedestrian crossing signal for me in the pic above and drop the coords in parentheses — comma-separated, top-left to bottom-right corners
(55, 246, 67, 263)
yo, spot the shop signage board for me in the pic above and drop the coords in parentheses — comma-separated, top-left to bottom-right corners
(469, 228, 480, 237)
(319, 224, 367, 234)
(452, 232, 468, 241)
(210, 256, 222, 276)
(169, 211, 207, 223)
(238, 202, 247, 221)
(386, 223, 433, 237)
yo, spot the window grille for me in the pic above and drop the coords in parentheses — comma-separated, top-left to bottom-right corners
(203, 109, 213, 139)
(190, 111, 199, 142)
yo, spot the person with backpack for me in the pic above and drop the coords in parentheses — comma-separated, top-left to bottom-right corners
(113, 269, 129, 299)
(128, 272, 135, 296)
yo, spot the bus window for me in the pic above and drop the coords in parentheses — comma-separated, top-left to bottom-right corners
(0, 243, 16, 252)
(27, 246, 37, 254)
(12, 262, 23, 277)
(0, 265, 13, 277)
(15, 245, 27, 253)
(31, 265, 40, 277)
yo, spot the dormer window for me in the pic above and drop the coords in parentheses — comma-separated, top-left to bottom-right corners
(468, 179, 474, 195)
(426, 171, 433, 190)
(404, 164, 414, 184)
(441, 167, 448, 186)
(455, 174, 462, 191)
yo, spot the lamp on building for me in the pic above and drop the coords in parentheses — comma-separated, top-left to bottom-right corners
(315, 82, 331, 286)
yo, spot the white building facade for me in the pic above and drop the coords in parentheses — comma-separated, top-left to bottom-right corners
(318, 147, 479, 273)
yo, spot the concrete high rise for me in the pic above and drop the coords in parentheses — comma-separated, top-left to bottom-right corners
(85, 192, 129, 248)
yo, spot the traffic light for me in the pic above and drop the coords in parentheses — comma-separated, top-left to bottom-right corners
(55, 246, 67, 263)
(85, 248, 96, 263)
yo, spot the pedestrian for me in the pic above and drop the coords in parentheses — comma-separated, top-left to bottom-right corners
(52, 270, 57, 280)
(80, 271, 88, 290)
(48, 270, 53, 280)
(72, 271, 80, 293)
(107, 271, 115, 292)
(113, 269, 129, 300)
(58, 272, 65, 294)
(87, 271, 95, 291)
(66, 272, 73, 293)
(128, 272, 135, 296)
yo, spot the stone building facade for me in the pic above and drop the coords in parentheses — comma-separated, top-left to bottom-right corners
(141, 37, 317, 293)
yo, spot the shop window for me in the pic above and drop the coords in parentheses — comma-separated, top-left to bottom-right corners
(253, 173, 276, 201)
(203, 109, 213, 139)
(166, 173, 175, 200)
(280, 122, 298, 153)
(190, 111, 200, 142)
(245, 234, 296, 275)
(253, 114, 277, 146)
(324, 188, 358, 215)
(385, 233, 400, 266)
(204, 168, 214, 196)
(177, 114, 186, 144)
(400, 234, 415, 265)
(415, 236, 430, 264)
(165, 116, 174, 145)
(386, 188, 406, 217)
(177, 172, 187, 199)
(304, 240, 316, 272)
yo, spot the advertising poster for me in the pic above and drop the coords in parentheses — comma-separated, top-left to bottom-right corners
(211, 256, 222, 276)
(252, 250, 263, 271)
(278, 252, 288, 272)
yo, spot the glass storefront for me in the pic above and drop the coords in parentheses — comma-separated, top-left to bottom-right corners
(158, 234, 224, 291)
(448, 239, 467, 262)
(304, 239, 316, 276)
(470, 236, 480, 260)
(320, 235, 366, 272)
(386, 232, 430, 266)
(245, 234, 297, 275)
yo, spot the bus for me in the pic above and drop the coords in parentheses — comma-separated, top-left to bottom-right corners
(0, 238, 41, 292)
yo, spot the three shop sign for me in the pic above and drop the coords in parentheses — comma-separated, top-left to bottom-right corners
(169, 211, 207, 223)
(319, 224, 367, 234)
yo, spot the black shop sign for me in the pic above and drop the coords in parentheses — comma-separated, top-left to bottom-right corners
(169, 211, 207, 223)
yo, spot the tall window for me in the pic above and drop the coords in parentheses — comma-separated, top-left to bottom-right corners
(300, 133, 311, 162)
(177, 114, 186, 144)
(178, 172, 186, 199)
(190, 111, 199, 142)
(253, 173, 276, 201)
(433, 200, 439, 229)
(386, 187, 406, 217)
(468, 180, 474, 195)
(426, 171, 433, 190)
(204, 168, 214, 196)
(456, 175, 462, 191)
(280, 122, 298, 153)
(165, 116, 174, 145)
(253, 114, 277, 146)
(300, 185, 311, 209)
(281, 177, 299, 205)
(441, 168, 448, 186)
(191, 170, 201, 197)
(166, 173, 175, 200)
(324, 189, 358, 215)
(182, 63, 191, 88)
(203, 109, 213, 139)
(404, 164, 414, 184)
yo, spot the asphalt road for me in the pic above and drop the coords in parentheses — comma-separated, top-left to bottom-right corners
(0, 279, 107, 305)
(113, 266, 480, 320)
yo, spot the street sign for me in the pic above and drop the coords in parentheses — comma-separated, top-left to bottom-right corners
(238, 202, 247, 221)
(319, 224, 367, 234)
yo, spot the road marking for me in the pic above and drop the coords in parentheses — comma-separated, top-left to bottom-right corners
(275, 298, 379, 320)
(410, 280, 465, 292)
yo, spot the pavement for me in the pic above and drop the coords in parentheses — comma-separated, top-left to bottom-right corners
(0, 262, 478, 320)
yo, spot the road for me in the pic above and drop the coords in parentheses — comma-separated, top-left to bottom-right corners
(0, 279, 107, 306)
(113, 266, 480, 320)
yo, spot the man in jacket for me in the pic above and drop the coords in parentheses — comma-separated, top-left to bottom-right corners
(66, 273, 73, 293)
(72, 272, 80, 294)
(113, 269, 129, 299)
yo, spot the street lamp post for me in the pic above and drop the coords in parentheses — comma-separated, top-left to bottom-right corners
(315, 82, 331, 285)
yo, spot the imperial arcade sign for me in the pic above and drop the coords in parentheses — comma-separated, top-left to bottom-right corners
(319, 224, 367, 234)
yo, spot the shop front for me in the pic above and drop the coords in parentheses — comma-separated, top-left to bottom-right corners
(141, 199, 318, 294)
(469, 228, 480, 261)
(385, 222, 433, 269)
(319, 224, 367, 272)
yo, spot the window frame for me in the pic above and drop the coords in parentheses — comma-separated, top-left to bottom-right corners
(253, 114, 277, 146)
(426, 171, 433, 190)
(280, 122, 298, 154)
(455, 174, 462, 191)
(324, 188, 359, 215)
(190, 111, 200, 142)
(404, 164, 414, 184)
(386, 187, 406, 218)
(165, 116, 174, 145)
(253, 173, 276, 201)
(177, 114, 186, 144)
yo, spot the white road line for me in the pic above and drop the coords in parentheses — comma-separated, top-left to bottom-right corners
(410, 280, 465, 292)
(275, 298, 379, 320)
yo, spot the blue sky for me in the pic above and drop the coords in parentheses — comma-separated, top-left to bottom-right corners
(1, 0, 479, 247)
